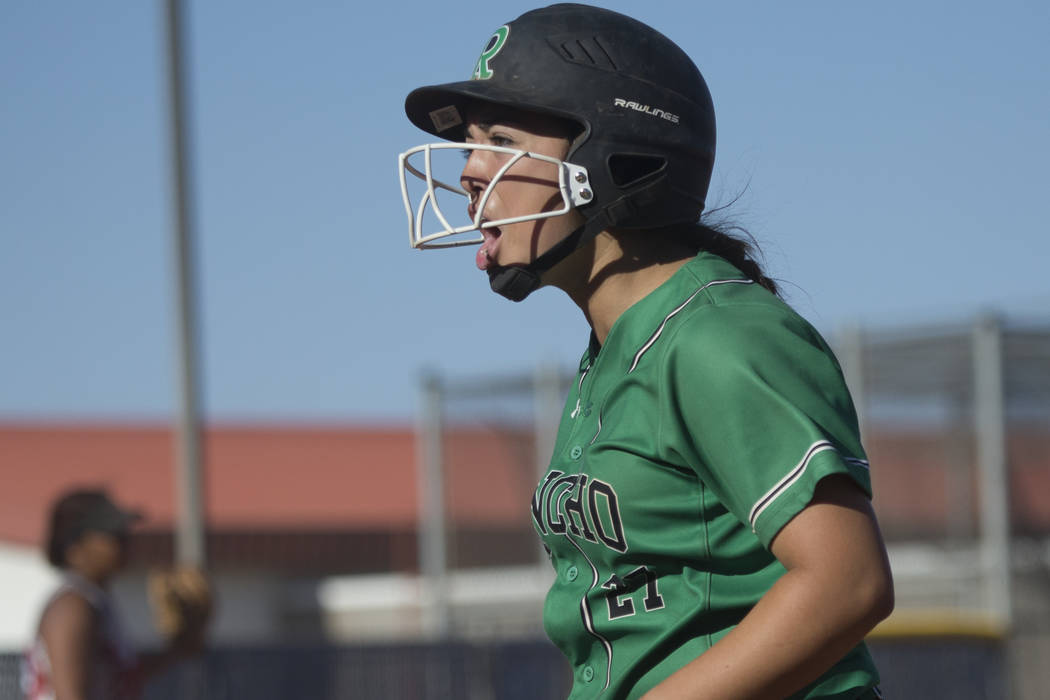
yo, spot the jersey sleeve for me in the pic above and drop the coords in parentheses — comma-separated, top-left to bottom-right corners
(659, 302, 872, 548)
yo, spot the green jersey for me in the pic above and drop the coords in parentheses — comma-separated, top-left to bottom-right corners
(531, 253, 880, 699)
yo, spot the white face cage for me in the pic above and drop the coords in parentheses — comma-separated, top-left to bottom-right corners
(397, 142, 592, 250)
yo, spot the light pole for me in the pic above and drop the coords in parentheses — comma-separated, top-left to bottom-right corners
(164, 0, 206, 568)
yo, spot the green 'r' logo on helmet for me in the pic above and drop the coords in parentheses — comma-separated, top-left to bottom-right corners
(473, 25, 509, 80)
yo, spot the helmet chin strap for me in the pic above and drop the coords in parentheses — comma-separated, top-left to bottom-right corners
(486, 221, 593, 301)
(486, 265, 541, 302)
(485, 181, 654, 301)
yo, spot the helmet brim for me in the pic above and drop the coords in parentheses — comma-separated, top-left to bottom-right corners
(405, 81, 583, 141)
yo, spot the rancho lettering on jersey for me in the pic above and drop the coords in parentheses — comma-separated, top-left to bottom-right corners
(532, 470, 628, 553)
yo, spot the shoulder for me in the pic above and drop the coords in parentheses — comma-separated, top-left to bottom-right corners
(43, 589, 94, 618)
(622, 255, 780, 367)
(664, 283, 830, 374)
(653, 273, 853, 416)
(657, 253, 812, 342)
(40, 588, 96, 641)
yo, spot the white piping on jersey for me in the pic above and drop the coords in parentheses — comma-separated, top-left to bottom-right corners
(562, 359, 614, 686)
(628, 278, 754, 374)
(562, 506, 615, 692)
(570, 362, 592, 419)
(844, 456, 870, 470)
(748, 440, 838, 531)
(590, 410, 602, 445)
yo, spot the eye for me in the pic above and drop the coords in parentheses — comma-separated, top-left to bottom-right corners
(490, 135, 513, 148)
(460, 148, 472, 161)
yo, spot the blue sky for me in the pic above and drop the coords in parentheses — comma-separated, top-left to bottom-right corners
(1, 1, 1047, 423)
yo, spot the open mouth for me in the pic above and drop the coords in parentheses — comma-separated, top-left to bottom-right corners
(476, 222, 502, 271)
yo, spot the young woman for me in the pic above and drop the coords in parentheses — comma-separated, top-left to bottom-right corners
(23, 489, 208, 700)
(399, 5, 893, 699)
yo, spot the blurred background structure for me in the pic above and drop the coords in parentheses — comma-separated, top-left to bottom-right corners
(1, 315, 1047, 698)
(1, 0, 1048, 698)
(413, 316, 1050, 699)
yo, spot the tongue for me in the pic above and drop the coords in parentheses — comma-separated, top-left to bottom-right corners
(476, 232, 500, 271)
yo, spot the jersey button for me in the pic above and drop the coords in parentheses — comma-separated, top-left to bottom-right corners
(582, 666, 594, 682)
(566, 566, 578, 581)
(570, 445, 583, 460)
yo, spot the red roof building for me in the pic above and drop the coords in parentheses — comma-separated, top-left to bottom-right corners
(2, 421, 1048, 570)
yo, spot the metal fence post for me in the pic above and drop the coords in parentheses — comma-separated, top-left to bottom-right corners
(837, 322, 868, 443)
(972, 313, 1012, 629)
(417, 372, 449, 638)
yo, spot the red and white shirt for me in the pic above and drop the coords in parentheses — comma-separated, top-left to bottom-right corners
(21, 573, 142, 700)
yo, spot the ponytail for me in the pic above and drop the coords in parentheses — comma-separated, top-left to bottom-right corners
(686, 221, 779, 296)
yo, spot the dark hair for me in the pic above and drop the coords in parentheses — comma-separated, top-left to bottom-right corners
(688, 219, 779, 296)
(44, 488, 135, 568)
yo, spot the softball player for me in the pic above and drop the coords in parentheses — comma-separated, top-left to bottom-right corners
(23, 489, 210, 700)
(399, 5, 893, 698)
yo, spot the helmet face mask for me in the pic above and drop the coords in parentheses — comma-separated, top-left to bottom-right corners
(400, 3, 716, 300)
(398, 141, 592, 250)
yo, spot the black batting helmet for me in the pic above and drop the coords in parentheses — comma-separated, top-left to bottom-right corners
(404, 3, 716, 300)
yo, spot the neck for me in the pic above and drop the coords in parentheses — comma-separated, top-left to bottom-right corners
(64, 553, 114, 588)
(554, 229, 696, 345)
(66, 566, 109, 589)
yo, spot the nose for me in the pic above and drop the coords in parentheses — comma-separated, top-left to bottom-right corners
(459, 147, 490, 203)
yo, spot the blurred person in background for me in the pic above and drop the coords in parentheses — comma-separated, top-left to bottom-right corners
(21, 488, 210, 700)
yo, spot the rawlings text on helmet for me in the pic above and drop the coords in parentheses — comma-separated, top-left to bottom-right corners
(613, 98, 680, 124)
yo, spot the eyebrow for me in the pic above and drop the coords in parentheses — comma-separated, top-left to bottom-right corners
(464, 104, 531, 130)
(463, 120, 520, 142)
(464, 108, 578, 141)
(471, 119, 523, 133)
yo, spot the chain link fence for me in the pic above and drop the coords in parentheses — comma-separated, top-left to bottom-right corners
(2, 315, 1045, 699)
(1, 641, 571, 700)
(415, 314, 1049, 698)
